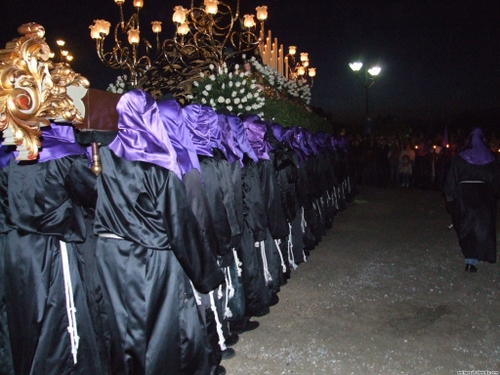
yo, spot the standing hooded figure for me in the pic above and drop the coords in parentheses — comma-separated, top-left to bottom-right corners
(94, 90, 224, 375)
(444, 127, 500, 272)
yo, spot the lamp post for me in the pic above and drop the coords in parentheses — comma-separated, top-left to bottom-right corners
(349, 61, 381, 119)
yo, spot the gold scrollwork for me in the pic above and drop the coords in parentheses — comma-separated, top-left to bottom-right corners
(0, 23, 89, 160)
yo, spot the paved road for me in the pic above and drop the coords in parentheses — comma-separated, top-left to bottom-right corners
(222, 187, 500, 375)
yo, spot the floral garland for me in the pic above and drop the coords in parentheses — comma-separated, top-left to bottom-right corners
(248, 56, 312, 106)
(106, 75, 131, 94)
(187, 63, 265, 117)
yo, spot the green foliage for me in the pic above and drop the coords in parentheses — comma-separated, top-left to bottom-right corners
(262, 97, 333, 132)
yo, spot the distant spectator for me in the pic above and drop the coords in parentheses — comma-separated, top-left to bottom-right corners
(398, 154, 413, 187)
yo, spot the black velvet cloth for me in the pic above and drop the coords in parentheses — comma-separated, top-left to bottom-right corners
(444, 155, 500, 262)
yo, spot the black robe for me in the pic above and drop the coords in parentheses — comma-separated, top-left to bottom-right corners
(94, 147, 223, 375)
(239, 157, 271, 317)
(0, 159, 14, 375)
(4, 155, 104, 375)
(444, 155, 500, 262)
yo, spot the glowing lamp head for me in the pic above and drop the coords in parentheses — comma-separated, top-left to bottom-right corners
(133, 0, 144, 9)
(300, 52, 309, 62)
(114, 0, 125, 5)
(172, 6, 189, 24)
(349, 62, 363, 71)
(256, 6, 268, 21)
(204, 0, 218, 15)
(243, 14, 256, 29)
(302, 60, 309, 68)
(127, 28, 140, 45)
(288, 46, 297, 55)
(297, 66, 306, 76)
(56, 39, 65, 47)
(66, 54, 74, 62)
(368, 66, 381, 76)
(177, 22, 190, 35)
(90, 19, 111, 39)
(151, 21, 162, 33)
(308, 68, 316, 77)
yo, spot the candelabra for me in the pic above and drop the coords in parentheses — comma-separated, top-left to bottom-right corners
(349, 61, 381, 120)
(90, 0, 268, 101)
(49, 39, 74, 63)
(284, 45, 316, 87)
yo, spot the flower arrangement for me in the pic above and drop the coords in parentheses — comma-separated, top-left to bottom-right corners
(106, 75, 130, 94)
(248, 56, 312, 106)
(188, 63, 265, 117)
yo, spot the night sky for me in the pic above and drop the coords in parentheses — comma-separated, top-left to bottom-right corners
(2, 0, 500, 128)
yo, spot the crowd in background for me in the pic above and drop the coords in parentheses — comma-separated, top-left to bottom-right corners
(345, 127, 500, 190)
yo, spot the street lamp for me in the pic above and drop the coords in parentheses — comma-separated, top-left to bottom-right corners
(349, 61, 381, 119)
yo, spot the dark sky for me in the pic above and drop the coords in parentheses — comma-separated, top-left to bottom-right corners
(2, 0, 500, 127)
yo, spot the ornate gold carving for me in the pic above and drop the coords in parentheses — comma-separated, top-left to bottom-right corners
(0, 23, 89, 160)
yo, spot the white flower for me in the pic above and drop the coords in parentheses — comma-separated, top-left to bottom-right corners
(218, 96, 225, 103)
(235, 81, 241, 88)
(205, 84, 212, 91)
(231, 91, 237, 98)
(201, 98, 207, 104)
(209, 64, 214, 71)
(193, 81, 199, 87)
(234, 97, 240, 104)
(245, 105, 252, 111)
(202, 90, 209, 96)
(209, 74, 216, 81)
(226, 105, 233, 112)
(225, 98, 231, 104)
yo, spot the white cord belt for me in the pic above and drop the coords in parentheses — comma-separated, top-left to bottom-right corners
(59, 240, 80, 364)
(98, 233, 124, 240)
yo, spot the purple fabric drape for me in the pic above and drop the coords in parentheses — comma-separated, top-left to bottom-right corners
(206, 107, 226, 156)
(1, 123, 87, 166)
(460, 128, 496, 165)
(108, 90, 181, 179)
(217, 114, 242, 165)
(242, 114, 270, 161)
(0, 146, 14, 168)
(283, 127, 306, 162)
(157, 99, 201, 175)
(270, 123, 285, 143)
(227, 114, 259, 163)
(313, 131, 329, 154)
(304, 128, 319, 156)
(183, 104, 214, 158)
